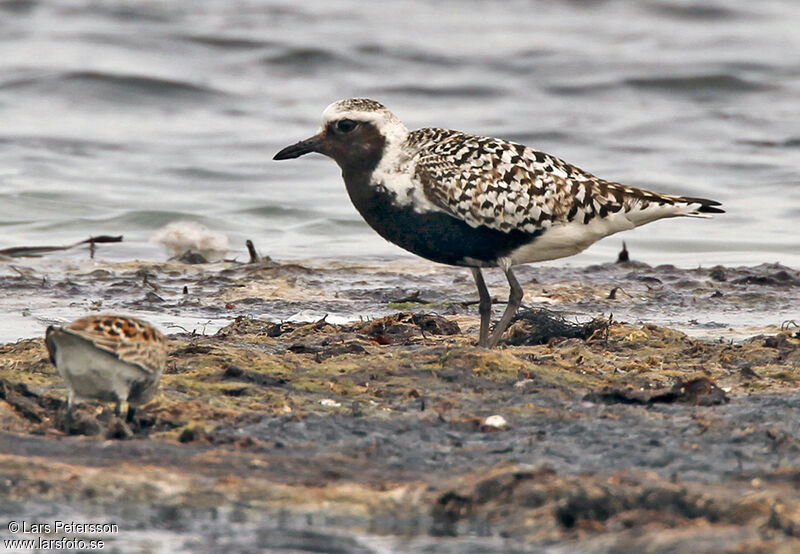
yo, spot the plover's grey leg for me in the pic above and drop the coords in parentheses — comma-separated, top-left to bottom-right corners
(488, 267, 523, 348)
(470, 267, 492, 347)
(126, 404, 136, 423)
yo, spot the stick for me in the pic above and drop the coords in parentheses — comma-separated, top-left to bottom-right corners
(246, 239, 260, 263)
(0, 235, 123, 258)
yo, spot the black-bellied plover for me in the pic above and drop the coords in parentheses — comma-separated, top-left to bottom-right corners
(46, 314, 167, 421)
(274, 98, 723, 348)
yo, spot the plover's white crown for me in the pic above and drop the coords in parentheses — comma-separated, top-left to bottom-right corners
(322, 98, 409, 146)
(317, 98, 721, 265)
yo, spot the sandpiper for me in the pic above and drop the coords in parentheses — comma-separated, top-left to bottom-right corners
(46, 314, 167, 421)
(274, 98, 723, 347)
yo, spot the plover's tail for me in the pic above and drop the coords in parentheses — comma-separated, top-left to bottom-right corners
(622, 192, 724, 228)
(678, 196, 725, 217)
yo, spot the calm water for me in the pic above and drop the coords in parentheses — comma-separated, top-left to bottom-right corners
(1, 0, 799, 267)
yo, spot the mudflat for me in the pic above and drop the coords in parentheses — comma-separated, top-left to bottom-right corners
(1, 256, 799, 552)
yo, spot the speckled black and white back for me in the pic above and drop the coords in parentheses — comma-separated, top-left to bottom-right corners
(309, 98, 721, 267)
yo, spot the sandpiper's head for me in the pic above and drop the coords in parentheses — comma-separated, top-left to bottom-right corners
(273, 98, 408, 170)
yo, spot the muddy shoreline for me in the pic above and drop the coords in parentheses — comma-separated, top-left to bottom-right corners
(1, 256, 799, 552)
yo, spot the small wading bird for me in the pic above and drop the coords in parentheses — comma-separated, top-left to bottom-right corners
(46, 314, 167, 422)
(274, 99, 723, 348)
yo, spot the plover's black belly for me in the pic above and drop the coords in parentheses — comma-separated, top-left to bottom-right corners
(346, 180, 540, 267)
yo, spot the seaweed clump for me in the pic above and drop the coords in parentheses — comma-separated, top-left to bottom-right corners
(503, 308, 609, 346)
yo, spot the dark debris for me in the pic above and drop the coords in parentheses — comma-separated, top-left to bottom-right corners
(503, 308, 609, 346)
(584, 377, 730, 406)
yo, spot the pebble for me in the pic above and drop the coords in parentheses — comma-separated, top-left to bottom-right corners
(483, 415, 508, 429)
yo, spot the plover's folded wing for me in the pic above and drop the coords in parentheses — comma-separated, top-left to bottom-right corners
(411, 152, 464, 219)
(64, 315, 166, 374)
(410, 129, 722, 235)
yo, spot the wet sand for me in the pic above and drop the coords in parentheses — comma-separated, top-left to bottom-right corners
(1, 256, 799, 552)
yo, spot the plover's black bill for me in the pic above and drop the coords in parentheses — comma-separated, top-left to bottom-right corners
(273, 135, 323, 160)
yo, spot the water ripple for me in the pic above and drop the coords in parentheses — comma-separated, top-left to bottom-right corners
(647, 2, 746, 21)
(0, 0, 36, 14)
(0, 135, 125, 156)
(625, 73, 770, 95)
(178, 34, 278, 51)
(738, 138, 800, 149)
(232, 205, 325, 219)
(263, 48, 359, 72)
(0, 71, 229, 104)
(370, 84, 504, 98)
(354, 43, 460, 67)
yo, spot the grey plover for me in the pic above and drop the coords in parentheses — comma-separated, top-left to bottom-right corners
(46, 314, 167, 421)
(274, 98, 723, 348)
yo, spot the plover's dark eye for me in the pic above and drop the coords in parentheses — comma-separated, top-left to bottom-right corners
(336, 119, 357, 133)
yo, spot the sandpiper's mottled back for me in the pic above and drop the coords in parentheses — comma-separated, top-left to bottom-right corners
(46, 314, 167, 421)
(274, 98, 723, 347)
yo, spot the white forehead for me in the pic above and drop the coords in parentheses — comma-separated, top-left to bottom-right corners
(321, 98, 406, 134)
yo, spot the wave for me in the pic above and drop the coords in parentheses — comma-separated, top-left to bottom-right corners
(0, 0, 36, 14)
(34, 210, 220, 231)
(548, 72, 769, 98)
(737, 137, 800, 149)
(179, 34, 277, 51)
(294, 218, 369, 234)
(354, 44, 460, 67)
(232, 205, 325, 219)
(263, 48, 359, 72)
(0, 71, 229, 104)
(545, 81, 615, 96)
(647, 2, 744, 21)
(625, 73, 769, 94)
(0, 135, 124, 156)
(165, 167, 259, 182)
(57, 3, 174, 23)
(370, 84, 503, 98)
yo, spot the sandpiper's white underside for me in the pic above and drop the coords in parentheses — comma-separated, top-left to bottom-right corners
(52, 332, 156, 406)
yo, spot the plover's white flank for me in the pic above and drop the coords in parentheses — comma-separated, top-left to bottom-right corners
(274, 98, 723, 347)
(45, 314, 167, 421)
